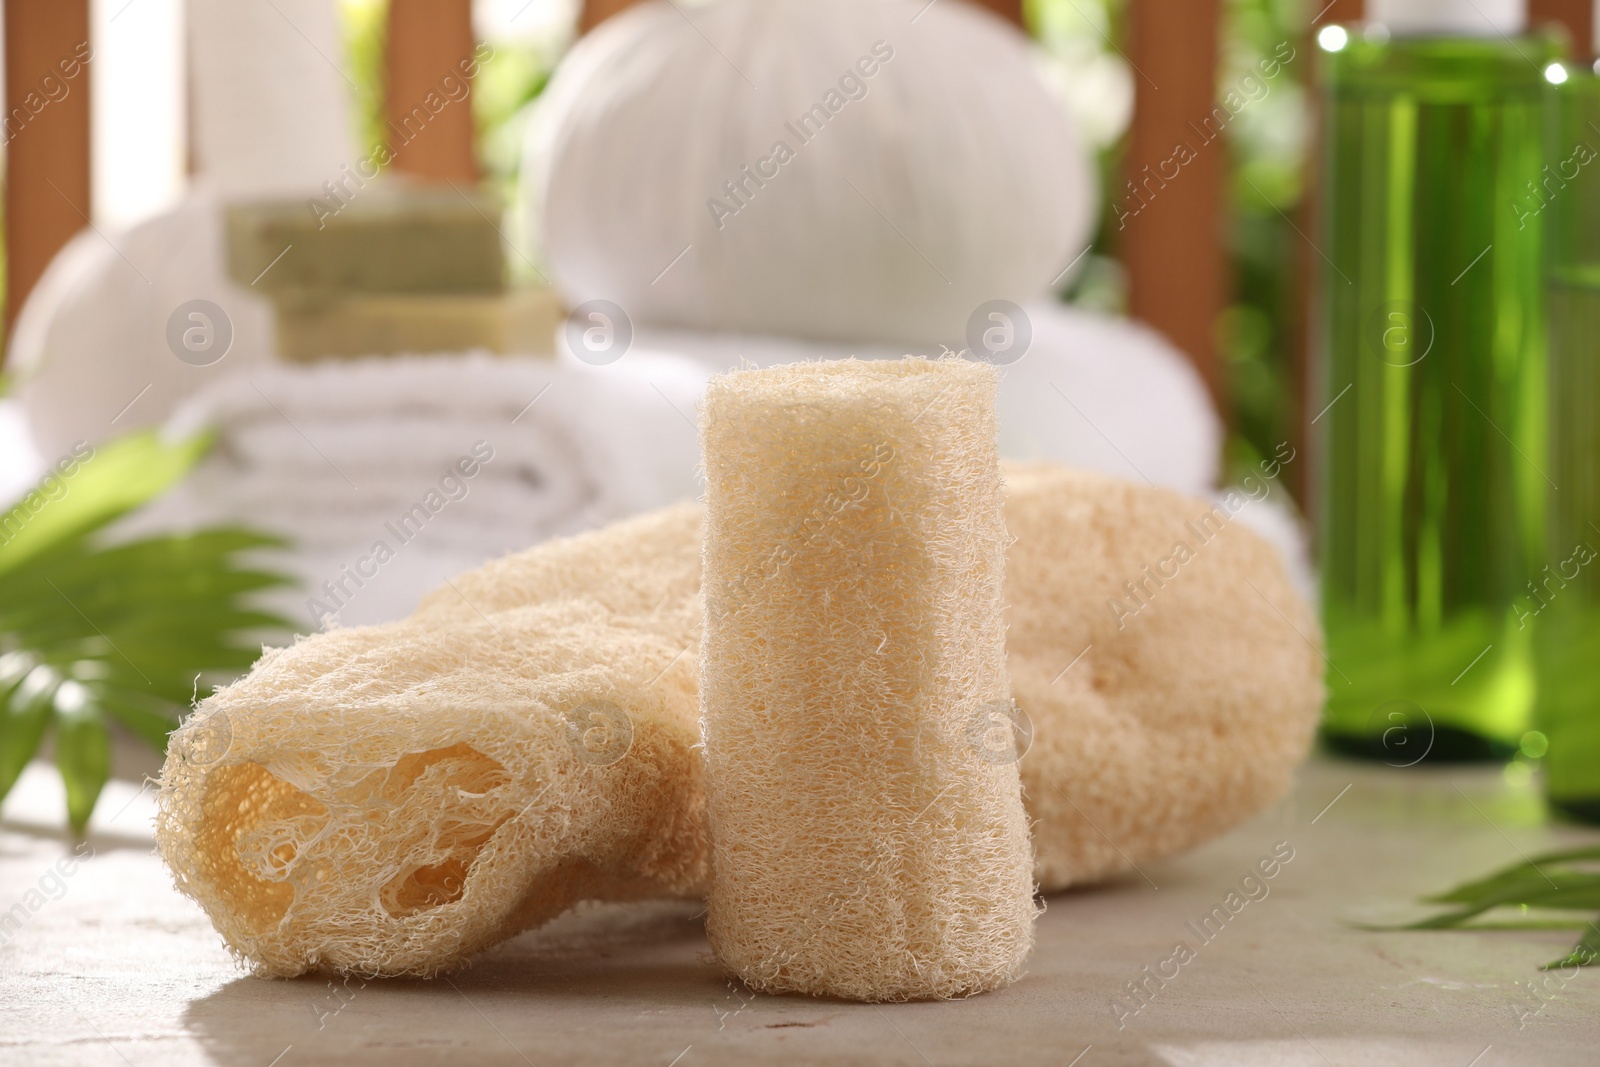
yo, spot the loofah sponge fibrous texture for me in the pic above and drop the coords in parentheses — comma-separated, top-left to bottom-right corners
(999, 463, 1322, 888)
(155, 507, 708, 979)
(697, 358, 1038, 1002)
(156, 461, 1320, 979)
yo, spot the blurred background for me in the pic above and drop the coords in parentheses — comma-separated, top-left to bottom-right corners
(16, 0, 1576, 497)
(1, 0, 1598, 834)
(0, 0, 1323, 481)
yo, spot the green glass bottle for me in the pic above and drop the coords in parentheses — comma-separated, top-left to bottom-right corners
(1314, 9, 1562, 763)
(1536, 57, 1600, 820)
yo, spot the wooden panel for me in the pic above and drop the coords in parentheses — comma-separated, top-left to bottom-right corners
(1318, 1, 1367, 23)
(385, 0, 478, 183)
(579, 0, 643, 35)
(3, 0, 93, 349)
(1530, 0, 1594, 53)
(1119, 0, 1227, 415)
(967, 0, 1024, 29)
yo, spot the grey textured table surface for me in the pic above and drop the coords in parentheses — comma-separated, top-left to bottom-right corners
(3, 749, 1598, 1066)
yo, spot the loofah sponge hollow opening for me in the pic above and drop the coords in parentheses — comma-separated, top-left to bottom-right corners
(698, 358, 1038, 1002)
(156, 599, 710, 978)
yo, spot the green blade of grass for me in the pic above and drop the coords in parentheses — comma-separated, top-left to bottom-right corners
(1404, 874, 1600, 929)
(1545, 919, 1600, 971)
(1425, 847, 1600, 904)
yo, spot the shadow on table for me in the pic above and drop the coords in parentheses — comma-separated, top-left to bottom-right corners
(1043, 866, 1180, 899)
(0, 817, 155, 853)
(182, 880, 1176, 1065)
(182, 899, 725, 1066)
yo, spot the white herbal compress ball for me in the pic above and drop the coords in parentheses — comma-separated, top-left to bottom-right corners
(526, 0, 1095, 346)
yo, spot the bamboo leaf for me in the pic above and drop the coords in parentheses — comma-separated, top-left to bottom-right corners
(96, 689, 183, 752)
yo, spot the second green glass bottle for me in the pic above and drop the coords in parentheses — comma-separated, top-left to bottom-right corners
(1535, 57, 1600, 819)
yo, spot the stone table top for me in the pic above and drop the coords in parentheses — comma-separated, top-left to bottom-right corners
(3, 752, 1598, 1066)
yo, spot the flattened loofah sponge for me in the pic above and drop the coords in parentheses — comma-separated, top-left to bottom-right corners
(156, 521, 708, 978)
(697, 359, 1037, 1001)
(408, 502, 704, 649)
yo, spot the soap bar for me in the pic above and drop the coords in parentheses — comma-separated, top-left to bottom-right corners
(273, 287, 564, 361)
(698, 357, 1036, 1001)
(225, 187, 505, 295)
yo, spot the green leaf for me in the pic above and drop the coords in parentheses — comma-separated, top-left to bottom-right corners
(0, 429, 211, 579)
(1407, 873, 1600, 928)
(52, 684, 110, 834)
(1394, 847, 1600, 971)
(97, 688, 183, 752)
(1546, 920, 1600, 971)
(0, 430, 296, 830)
(0, 666, 56, 799)
(1424, 847, 1600, 904)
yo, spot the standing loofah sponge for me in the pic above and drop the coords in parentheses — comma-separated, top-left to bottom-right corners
(698, 358, 1037, 1002)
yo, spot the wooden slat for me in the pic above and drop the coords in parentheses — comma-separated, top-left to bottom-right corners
(3, 0, 93, 349)
(1119, 0, 1228, 417)
(967, 0, 1025, 29)
(579, 0, 642, 35)
(385, 0, 479, 183)
(1323, 1, 1367, 21)
(1530, 0, 1594, 54)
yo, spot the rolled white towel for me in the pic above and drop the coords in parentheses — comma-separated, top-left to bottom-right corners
(125, 351, 708, 628)
(196, 409, 596, 546)
(174, 458, 593, 554)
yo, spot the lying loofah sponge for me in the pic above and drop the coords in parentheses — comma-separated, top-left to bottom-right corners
(157, 460, 1319, 979)
(409, 502, 704, 649)
(155, 598, 706, 978)
(697, 358, 1036, 1001)
(1000, 463, 1321, 886)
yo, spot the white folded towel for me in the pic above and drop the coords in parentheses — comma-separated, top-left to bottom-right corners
(124, 350, 708, 627)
